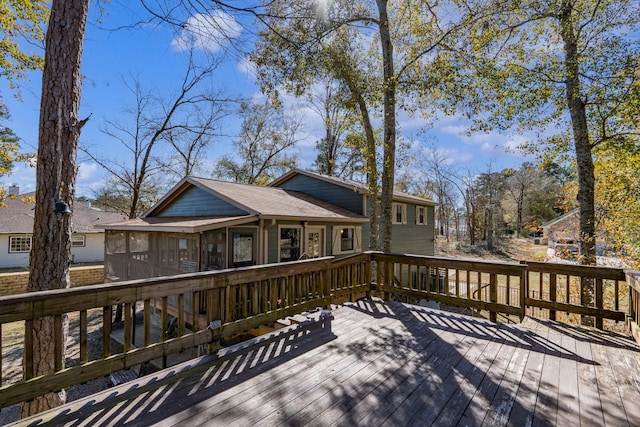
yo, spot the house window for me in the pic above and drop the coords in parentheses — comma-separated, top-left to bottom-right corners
(392, 203, 407, 224)
(232, 231, 256, 267)
(416, 206, 427, 225)
(9, 236, 31, 253)
(279, 227, 301, 262)
(332, 226, 362, 255)
(341, 228, 354, 251)
(72, 234, 86, 247)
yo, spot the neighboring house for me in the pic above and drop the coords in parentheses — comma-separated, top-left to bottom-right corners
(0, 188, 126, 269)
(100, 169, 436, 282)
(541, 208, 579, 246)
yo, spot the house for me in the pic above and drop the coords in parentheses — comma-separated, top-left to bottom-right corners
(541, 208, 579, 246)
(100, 169, 436, 282)
(270, 169, 437, 256)
(0, 187, 126, 269)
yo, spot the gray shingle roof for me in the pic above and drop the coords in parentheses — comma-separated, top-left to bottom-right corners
(269, 168, 437, 206)
(188, 177, 369, 220)
(0, 193, 127, 234)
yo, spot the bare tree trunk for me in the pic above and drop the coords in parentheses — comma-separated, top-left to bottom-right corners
(377, 0, 396, 253)
(560, 0, 596, 326)
(21, 0, 89, 417)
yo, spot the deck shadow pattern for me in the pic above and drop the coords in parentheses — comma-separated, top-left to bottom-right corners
(13, 299, 640, 427)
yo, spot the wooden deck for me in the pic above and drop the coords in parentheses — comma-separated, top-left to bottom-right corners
(12, 299, 640, 427)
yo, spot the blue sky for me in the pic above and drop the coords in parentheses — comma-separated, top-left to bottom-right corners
(0, 2, 532, 198)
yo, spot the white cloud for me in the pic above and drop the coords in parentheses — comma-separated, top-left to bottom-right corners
(2, 162, 36, 195)
(171, 11, 242, 53)
(77, 162, 99, 181)
(237, 56, 257, 80)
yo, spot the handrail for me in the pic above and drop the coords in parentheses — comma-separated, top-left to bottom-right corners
(370, 252, 627, 327)
(0, 257, 337, 408)
(626, 270, 640, 343)
(0, 252, 631, 410)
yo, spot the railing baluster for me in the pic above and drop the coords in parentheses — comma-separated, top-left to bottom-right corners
(178, 293, 184, 337)
(191, 293, 199, 332)
(596, 278, 604, 329)
(124, 302, 132, 352)
(24, 320, 33, 380)
(54, 315, 63, 372)
(102, 306, 112, 358)
(490, 273, 497, 323)
(549, 273, 557, 321)
(144, 299, 151, 347)
(80, 310, 88, 363)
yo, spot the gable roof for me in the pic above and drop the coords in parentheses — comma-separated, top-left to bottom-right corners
(269, 168, 437, 206)
(541, 208, 579, 229)
(0, 193, 127, 234)
(125, 176, 368, 230)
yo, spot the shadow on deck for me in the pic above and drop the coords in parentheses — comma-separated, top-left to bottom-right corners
(13, 299, 640, 427)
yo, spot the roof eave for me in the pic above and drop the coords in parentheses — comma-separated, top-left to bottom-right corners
(260, 215, 369, 224)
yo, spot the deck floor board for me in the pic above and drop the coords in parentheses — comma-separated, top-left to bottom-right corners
(13, 299, 640, 427)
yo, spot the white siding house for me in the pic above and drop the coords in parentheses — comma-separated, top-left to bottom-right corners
(0, 189, 126, 269)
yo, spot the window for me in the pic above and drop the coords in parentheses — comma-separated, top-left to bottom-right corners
(9, 236, 31, 253)
(332, 226, 362, 255)
(392, 203, 407, 224)
(416, 206, 427, 225)
(279, 227, 301, 262)
(72, 234, 86, 247)
(341, 228, 354, 251)
(232, 230, 256, 267)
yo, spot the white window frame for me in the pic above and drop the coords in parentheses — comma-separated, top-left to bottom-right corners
(72, 234, 86, 247)
(392, 203, 407, 224)
(416, 206, 427, 225)
(278, 225, 303, 262)
(332, 225, 362, 255)
(9, 235, 32, 253)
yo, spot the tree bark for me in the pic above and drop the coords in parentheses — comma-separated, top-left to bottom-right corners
(559, 0, 596, 325)
(376, 0, 396, 253)
(21, 0, 89, 418)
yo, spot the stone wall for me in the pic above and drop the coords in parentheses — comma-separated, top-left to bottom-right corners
(0, 266, 104, 297)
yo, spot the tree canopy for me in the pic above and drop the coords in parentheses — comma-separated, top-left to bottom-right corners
(0, 0, 48, 87)
(439, 0, 640, 266)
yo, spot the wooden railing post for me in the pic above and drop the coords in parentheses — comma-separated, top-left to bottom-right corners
(324, 261, 332, 306)
(596, 278, 604, 330)
(489, 273, 497, 323)
(549, 273, 557, 321)
(385, 260, 394, 299)
(519, 261, 527, 321)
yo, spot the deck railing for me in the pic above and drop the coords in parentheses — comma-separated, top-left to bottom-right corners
(0, 257, 335, 409)
(371, 253, 628, 329)
(626, 270, 640, 343)
(0, 252, 633, 409)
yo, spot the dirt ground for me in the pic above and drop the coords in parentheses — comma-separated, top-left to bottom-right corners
(435, 236, 549, 262)
(0, 309, 151, 425)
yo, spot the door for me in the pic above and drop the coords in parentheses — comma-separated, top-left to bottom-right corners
(306, 227, 324, 258)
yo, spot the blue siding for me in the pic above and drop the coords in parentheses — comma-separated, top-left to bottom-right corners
(157, 186, 247, 217)
(275, 174, 364, 215)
